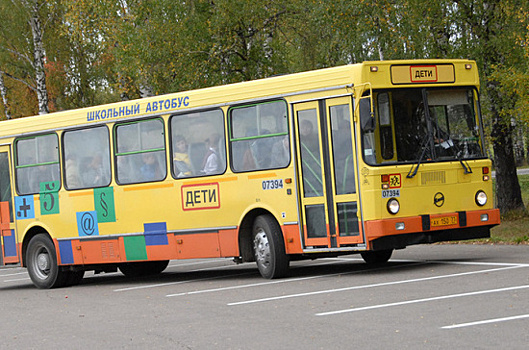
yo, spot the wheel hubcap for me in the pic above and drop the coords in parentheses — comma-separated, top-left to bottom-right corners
(37, 252, 49, 271)
(254, 228, 271, 269)
(33, 247, 50, 279)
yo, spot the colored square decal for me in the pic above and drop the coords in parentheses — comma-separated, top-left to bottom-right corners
(144, 222, 168, 246)
(76, 211, 99, 237)
(3, 229, 17, 257)
(94, 187, 116, 223)
(39, 181, 60, 193)
(124, 236, 148, 261)
(58, 240, 74, 264)
(40, 181, 60, 215)
(15, 196, 35, 220)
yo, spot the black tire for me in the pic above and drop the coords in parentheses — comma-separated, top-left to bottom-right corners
(119, 260, 169, 277)
(361, 249, 393, 265)
(253, 214, 289, 279)
(26, 234, 67, 289)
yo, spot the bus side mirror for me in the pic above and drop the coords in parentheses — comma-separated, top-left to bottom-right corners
(360, 98, 375, 132)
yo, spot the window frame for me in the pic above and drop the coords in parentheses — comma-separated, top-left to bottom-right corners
(113, 117, 168, 185)
(62, 125, 112, 191)
(169, 108, 227, 179)
(228, 99, 290, 173)
(14, 132, 61, 195)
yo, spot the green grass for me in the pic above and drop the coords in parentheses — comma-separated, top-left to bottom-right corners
(487, 174, 529, 245)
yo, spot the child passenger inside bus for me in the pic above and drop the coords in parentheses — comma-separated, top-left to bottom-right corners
(140, 152, 161, 181)
(202, 133, 221, 175)
(271, 135, 290, 167)
(82, 155, 105, 187)
(173, 135, 193, 177)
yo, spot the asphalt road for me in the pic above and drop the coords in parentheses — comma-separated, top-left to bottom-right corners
(1, 244, 528, 349)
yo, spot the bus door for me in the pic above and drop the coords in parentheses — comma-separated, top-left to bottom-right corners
(294, 97, 364, 249)
(0, 145, 19, 265)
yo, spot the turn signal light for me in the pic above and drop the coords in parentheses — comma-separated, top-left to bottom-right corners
(381, 174, 390, 189)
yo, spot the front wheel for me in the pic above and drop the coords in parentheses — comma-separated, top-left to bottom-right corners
(360, 249, 393, 265)
(26, 234, 67, 289)
(253, 215, 289, 279)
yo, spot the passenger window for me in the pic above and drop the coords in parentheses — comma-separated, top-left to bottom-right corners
(230, 100, 289, 172)
(15, 134, 60, 195)
(115, 119, 167, 184)
(330, 104, 356, 195)
(170, 109, 226, 177)
(63, 126, 111, 190)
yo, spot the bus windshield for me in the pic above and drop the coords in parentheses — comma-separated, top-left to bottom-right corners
(362, 87, 485, 165)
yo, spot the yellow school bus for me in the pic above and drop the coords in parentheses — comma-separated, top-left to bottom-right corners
(0, 59, 500, 288)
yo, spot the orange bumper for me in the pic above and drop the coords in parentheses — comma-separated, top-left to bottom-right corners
(364, 208, 500, 242)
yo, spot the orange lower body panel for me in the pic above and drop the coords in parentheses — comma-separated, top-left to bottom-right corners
(364, 208, 500, 243)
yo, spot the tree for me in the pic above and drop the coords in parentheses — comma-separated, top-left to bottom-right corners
(116, 0, 293, 93)
(449, 0, 527, 214)
(0, 0, 54, 115)
(0, 70, 11, 119)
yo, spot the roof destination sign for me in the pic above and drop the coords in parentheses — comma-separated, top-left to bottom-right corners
(391, 64, 455, 84)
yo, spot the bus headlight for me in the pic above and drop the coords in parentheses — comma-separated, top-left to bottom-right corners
(475, 191, 487, 206)
(387, 198, 400, 215)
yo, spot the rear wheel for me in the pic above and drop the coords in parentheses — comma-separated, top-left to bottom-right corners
(361, 249, 393, 265)
(253, 215, 289, 279)
(26, 234, 67, 289)
(119, 260, 169, 277)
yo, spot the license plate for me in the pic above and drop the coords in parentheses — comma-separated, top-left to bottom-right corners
(431, 215, 458, 227)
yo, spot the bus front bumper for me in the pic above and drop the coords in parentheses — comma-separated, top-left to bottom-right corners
(364, 208, 500, 251)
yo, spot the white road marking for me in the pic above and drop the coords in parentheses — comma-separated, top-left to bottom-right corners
(4, 277, 31, 282)
(167, 261, 422, 297)
(316, 285, 529, 316)
(167, 270, 345, 297)
(113, 271, 254, 292)
(228, 265, 524, 306)
(442, 314, 529, 329)
(429, 260, 529, 267)
(0, 271, 28, 277)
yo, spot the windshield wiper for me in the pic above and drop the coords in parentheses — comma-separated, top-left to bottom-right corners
(407, 133, 432, 178)
(437, 138, 472, 174)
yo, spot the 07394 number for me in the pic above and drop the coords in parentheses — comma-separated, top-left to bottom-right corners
(382, 189, 400, 198)
(262, 179, 284, 190)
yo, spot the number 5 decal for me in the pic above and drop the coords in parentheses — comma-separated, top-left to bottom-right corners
(40, 181, 60, 215)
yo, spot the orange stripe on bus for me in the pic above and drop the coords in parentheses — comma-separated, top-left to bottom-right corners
(123, 183, 175, 192)
(247, 172, 278, 180)
(68, 190, 94, 197)
(183, 176, 237, 186)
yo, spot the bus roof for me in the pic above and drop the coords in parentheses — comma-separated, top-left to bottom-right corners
(0, 59, 478, 139)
